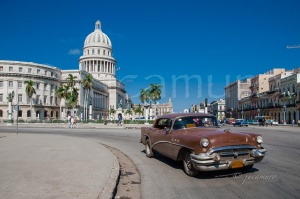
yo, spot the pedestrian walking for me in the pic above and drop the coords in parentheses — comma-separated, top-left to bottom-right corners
(70, 116, 74, 128)
(117, 113, 122, 126)
(292, 119, 295, 127)
(73, 116, 78, 128)
(68, 114, 72, 128)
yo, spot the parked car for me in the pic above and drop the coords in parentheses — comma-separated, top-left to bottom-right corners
(247, 119, 254, 124)
(140, 113, 266, 177)
(272, 120, 279, 126)
(252, 120, 260, 125)
(234, 119, 249, 127)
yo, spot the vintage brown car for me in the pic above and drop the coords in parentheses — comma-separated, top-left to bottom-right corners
(140, 113, 266, 177)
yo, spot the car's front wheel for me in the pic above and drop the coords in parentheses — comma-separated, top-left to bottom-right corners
(145, 140, 154, 158)
(183, 152, 199, 177)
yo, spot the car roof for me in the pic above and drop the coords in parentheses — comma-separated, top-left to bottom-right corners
(156, 112, 215, 119)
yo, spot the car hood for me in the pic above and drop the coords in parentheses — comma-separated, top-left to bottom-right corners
(184, 128, 258, 148)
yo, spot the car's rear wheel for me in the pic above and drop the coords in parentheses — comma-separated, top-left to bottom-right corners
(183, 152, 199, 177)
(145, 140, 154, 158)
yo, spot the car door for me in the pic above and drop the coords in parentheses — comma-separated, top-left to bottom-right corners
(151, 118, 172, 158)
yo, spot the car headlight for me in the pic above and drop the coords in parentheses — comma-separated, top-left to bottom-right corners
(201, 137, 209, 148)
(256, 135, 263, 144)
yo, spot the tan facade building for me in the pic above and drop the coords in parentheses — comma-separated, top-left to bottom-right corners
(226, 68, 300, 124)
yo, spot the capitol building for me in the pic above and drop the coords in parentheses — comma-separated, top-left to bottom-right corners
(0, 20, 129, 121)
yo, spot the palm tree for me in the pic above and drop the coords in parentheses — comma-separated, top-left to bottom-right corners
(82, 74, 93, 121)
(66, 74, 77, 87)
(134, 104, 143, 118)
(125, 109, 132, 119)
(66, 87, 79, 109)
(109, 107, 116, 121)
(149, 83, 162, 117)
(139, 88, 150, 104)
(55, 85, 68, 119)
(24, 80, 36, 120)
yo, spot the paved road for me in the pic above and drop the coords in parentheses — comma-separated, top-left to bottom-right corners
(1, 124, 299, 199)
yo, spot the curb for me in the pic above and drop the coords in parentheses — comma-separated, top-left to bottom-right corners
(98, 148, 120, 199)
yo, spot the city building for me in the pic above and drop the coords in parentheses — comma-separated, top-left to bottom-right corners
(0, 20, 129, 122)
(226, 68, 300, 124)
(225, 78, 251, 118)
(210, 99, 226, 121)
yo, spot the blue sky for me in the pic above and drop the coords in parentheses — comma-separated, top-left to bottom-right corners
(1, 0, 299, 112)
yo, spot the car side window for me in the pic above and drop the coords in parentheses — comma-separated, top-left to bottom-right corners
(173, 119, 186, 130)
(156, 118, 171, 129)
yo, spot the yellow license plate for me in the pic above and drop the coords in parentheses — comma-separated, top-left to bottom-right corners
(231, 160, 243, 168)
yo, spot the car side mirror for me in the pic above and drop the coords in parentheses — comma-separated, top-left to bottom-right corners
(164, 127, 170, 134)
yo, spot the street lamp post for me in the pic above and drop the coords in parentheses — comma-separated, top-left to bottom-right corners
(89, 96, 92, 120)
(283, 105, 286, 125)
(7, 91, 15, 125)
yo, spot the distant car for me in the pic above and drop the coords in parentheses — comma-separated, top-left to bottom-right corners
(252, 120, 259, 125)
(247, 119, 254, 124)
(272, 120, 279, 126)
(140, 113, 266, 177)
(234, 119, 249, 127)
(134, 116, 145, 120)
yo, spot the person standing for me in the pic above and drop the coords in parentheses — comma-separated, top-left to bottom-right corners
(292, 119, 295, 127)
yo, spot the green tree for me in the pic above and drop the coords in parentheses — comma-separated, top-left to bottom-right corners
(139, 88, 150, 104)
(24, 80, 36, 120)
(82, 74, 93, 121)
(149, 83, 162, 117)
(55, 74, 79, 119)
(134, 104, 143, 118)
(109, 107, 116, 121)
(125, 109, 132, 118)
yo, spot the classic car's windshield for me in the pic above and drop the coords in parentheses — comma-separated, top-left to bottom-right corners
(173, 116, 219, 130)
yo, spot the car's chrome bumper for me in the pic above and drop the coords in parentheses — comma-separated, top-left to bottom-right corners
(190, 148, 266, 171)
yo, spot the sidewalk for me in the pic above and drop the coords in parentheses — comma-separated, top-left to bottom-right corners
(0, 132, 119, 199)
(0, 122, 152, 129)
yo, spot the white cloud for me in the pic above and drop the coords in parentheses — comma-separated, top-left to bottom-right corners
(68, 49, 81, 55)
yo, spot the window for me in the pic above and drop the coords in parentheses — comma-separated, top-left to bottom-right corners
(50, 96, 53, 104)
(18, 110, 22, 117)
(0, 81, 3, 87)
(45, 71, 47, 75)
(9, 67, 13, 72)
(0, 94, 3, 102)
(44, 96, 47, 104)
(28, 68, 32, 73)
(37, 69, 40, 74)
(36, 95, 40, 104)
(27, 110, 31, 117)
(18, 81, 22, 88)
(8, 81, 13, 87)
(50, 84, 54, 90)
(44, 83, 47, 90)
(36, 83, 40, 89)
(0, 66, 3, 71)
(51, 72, 53, 76)
(18, 94, 22, 103)
(19, 67, 23, 72)
(103, 50, 105, 55)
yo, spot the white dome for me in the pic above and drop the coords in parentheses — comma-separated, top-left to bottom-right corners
(84, 20, 112, 47)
